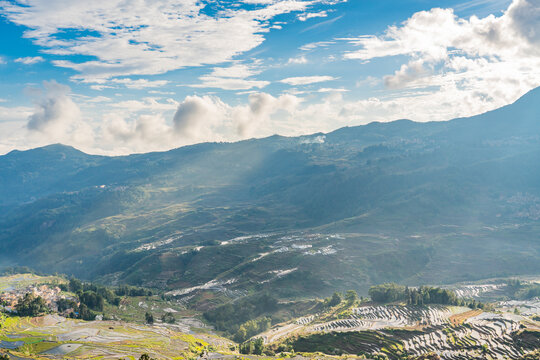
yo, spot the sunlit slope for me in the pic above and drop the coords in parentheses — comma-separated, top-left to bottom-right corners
(1, 87, 540, 295)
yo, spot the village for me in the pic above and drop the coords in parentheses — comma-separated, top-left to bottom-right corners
(0, 283, 75, 314)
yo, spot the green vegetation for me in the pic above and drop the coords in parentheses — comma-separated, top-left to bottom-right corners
(161, 312, 175, 324)
(239, 338, 264, 355)
(2, 90, 540, 303)
(14, 293, 48, 317)
(280, 331, 405, 358)
(234, 317, 271, 342)
(203, 293, 278, 337)
(369, 283, 407, 303)
(325, 292, 343, 307)
(145, 312, 154, 324)
(139, 354, 157, 360)
(368, 283, 490, 309)
(507, 279, 540, 300)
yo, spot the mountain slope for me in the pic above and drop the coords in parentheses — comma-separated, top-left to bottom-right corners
(1, 87, 540, 299)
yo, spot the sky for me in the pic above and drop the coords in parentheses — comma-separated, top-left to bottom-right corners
(0, 0, 539, 155)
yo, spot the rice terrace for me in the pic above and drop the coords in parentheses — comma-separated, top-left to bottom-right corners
(1, 0, 540, 359)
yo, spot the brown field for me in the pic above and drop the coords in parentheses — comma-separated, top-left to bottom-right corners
(449, 309, 482, 326)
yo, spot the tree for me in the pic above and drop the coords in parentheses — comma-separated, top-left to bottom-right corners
(79, 291, 105, 311)
(369, 283, 407, 303)
(327, 292, 342, 307)
(69, 278, 83, 293)
(161, 312, 175, 324)
(139, 354, 156, 360)
(78, 304, 96, 321)
(145, 312, 154, 324)
(56, 298, 77, 312)
(253, 337, 264, 355)
(239, 338, 264, 355)
(15, 293, 48, 317)
(345, 290, 358, 305)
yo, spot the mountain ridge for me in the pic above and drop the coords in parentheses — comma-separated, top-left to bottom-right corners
(7, 86, 539, 159)
(1, 86, 540, 300)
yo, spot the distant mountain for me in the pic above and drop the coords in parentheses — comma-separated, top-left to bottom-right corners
(1, 87, 540, 300)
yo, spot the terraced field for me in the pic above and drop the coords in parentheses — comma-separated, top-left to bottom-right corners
(263, 303, 540, 360)
(259, 305, 468, 343)
(401, 313, 525, 359)
(309, 305, 468, 332)
(0, 314, 232, 359)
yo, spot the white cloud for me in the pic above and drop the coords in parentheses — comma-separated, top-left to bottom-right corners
(111, 78, 169, 89)
(90, 84, 114, 91)
(0, 56, 7, 65)
(298, 10, 328, 21)
(191, 64, 270, 90)
(344, 0, 540, 111)
(191, 77, 270, 90)
(299, 41, 335, 51)
(97, 92, 302, 153)
(172, 95, 229, 139)
(384, 59, 431, 89)
(85, 96, 112, 103)
(14, 56, 45, 65)
(101, 113, 175, 153)
(233, 92, 301, 136)
(0, 0, 343, 83)
(288, 56, 308, 64)
(26, 81, 93, 146)
(345, 0, 540, 64)
(1, 0, 538, 156)
(112, 97, 178, 112)
(0, 105, 32, 121)
(280, 75, 338, 85)
(317, 87, 348, 92)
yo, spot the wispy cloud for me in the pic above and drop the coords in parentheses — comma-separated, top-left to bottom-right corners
(190, 64, 269, 90)
(0, 0, 345, 83)
(300, 15, 344, 33)
(288, 56, 308, 64)
(111, 78, 169, 89)
(14, 56, 45, 65)
(298, 10, 328, 21)
(280, 75, 338, 85)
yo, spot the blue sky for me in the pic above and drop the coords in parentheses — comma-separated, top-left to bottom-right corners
(0, 0, 538, 154)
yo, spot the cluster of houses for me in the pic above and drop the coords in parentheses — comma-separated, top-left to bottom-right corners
(0, 284, 75, 314)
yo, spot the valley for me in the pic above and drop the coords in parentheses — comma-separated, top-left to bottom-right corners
(1, 88, 540, 359)
(2, 273, 540, 359)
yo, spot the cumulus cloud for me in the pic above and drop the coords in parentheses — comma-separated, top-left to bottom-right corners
(101, 113, 174, 152)
(14, 56, 45, 65)
(96, 92, 302, 153)
(234, 92, 301, 136)
(345, 0, 540, 66)
(1, 0, 539, 155)
(0, 0, 344, 83)
(343, 0, 540, 110)
(384, 59, 431, 89)
(508, 0, 540, 46)
(26, 81, 93, 146)
(173, 95, 228, 139)
(280, 75, 338, 85)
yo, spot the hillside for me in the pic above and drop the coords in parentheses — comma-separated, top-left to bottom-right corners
(1, 87, 540, 300)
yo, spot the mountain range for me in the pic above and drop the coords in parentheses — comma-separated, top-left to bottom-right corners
(1, 87, 540, 301)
